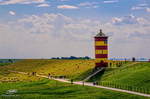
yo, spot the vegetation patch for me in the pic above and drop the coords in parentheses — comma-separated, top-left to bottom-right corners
(89, 62, 150, 94)
(0, 77, 147, 99)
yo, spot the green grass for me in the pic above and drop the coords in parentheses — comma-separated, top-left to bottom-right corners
(0, 59, 95, 80)
(0, 59, 129, 80)
(0, 63, 11, 67)
(0, 59, 149, 94)
(0, 78, 147, 99)
(0, 73, 43, 83)
(89, 62, 150, 93)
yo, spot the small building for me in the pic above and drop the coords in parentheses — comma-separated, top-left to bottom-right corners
(94, 29, 108, 68)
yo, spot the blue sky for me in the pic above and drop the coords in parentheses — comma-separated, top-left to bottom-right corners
(0, 0, 149, 20)
(0, 0, 150, 59)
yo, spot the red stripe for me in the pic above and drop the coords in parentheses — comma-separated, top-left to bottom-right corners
(95, 37, 108, 41)
(95, 54, 108, 58)
(95, 63, 108, 67)
(95, 46, 107, 50)
(95, 63, 102, 67)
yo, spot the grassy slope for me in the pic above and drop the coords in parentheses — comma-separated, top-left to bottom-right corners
(1, 59, 95, 79)
(0, 63, 11, 67)
(0, 60, 149, 98)
(1, 60, 149, 86)
(0, 73, 43, 82)
(90, 62, 150, 91)
(0, 78, 147, 99)
(1, 60, 149, 92)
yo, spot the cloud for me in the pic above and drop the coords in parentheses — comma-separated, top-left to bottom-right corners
(103, 0, 118, 4)
(133, 7, 150, 13)
(111, 17, 122, 24)
(131, 3, 148, 11)
(0, 0, 45, 5)
(17, 13, 99, 40)
(78, 2, 99, 8)
(138, 4, 148, 7)
(102, 15, 150, 58)
(57, 5, 78, 9)
(0, 13, 150, 58)
(109, 16, 150, 35)
(0, 13, 101, 58)
(60, 0, 69, 1)
(37, 3, 50, 7)
(129, 31, 150, 39)
(78, 2, 97, 6)
(9, 11, 16, 15)
(110, 15, 148, 25)
(131, 6, 145, 10)
(146, 8, 150, 12)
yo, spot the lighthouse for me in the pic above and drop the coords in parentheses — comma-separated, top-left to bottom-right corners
(94, 29, 108, 68)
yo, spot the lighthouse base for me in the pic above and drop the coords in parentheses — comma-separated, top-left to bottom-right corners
(95, 61, 108, 68)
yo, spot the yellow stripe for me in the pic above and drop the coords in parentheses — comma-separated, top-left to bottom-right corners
(95, 50, 108, 54)
(95, 41, 107, 46)
(95, 58, 107, 62)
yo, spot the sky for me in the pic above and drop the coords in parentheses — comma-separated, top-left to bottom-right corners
(0, 0, 150, 59)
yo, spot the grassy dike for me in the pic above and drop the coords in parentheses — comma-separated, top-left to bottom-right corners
(0, 59, 149, 98)
(89, 62, 150, 94)
(0, 59, 95, 80)
(0, 77, 148, 99)
(0, 59, 129, 80)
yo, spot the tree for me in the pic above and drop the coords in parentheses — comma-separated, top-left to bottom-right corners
(8, 59, 13, 63)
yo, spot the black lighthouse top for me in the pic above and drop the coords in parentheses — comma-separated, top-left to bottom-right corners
(95, 29, 107, 37)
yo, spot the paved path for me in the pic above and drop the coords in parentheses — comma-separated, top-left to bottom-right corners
(9, 70, 150, 98)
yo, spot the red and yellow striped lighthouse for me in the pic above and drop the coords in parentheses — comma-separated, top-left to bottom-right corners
(95, 29, 108, 67)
